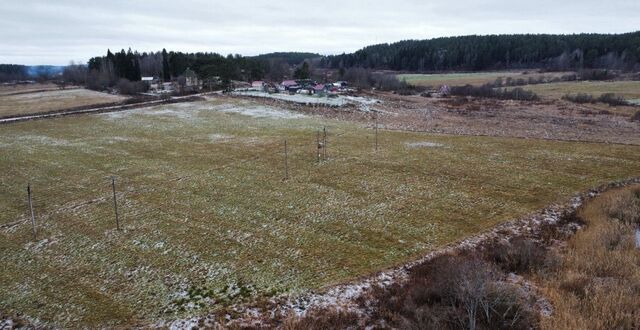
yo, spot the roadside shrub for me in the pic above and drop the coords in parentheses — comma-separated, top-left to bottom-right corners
(116, 78, 149, 95)
(579, 69, 616, 81)
(450, 84, 538, 101)
(484, 238, 548, 274)
(562, 93, 593, 104)
(373, 73, 409, 92)
(563, 93, 629, 106)
(371, 254, 536, 330)
(597, 93, 628, 106)
(282, 308, 360, 330)
(503, 87, 538, 101)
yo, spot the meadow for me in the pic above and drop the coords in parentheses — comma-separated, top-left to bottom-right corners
(509, 80, 640, 101)
(0, 88, 126, 118)
(397, 71, 568, 87)
(0, 83, 61, 96)
(1, 97, 639, 327)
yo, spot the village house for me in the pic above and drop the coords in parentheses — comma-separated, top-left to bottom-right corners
(141, 76, 160, 91)
(281, 80, 298, 91)
(184, 68, 199, 88)
(251, 80, 266, 91)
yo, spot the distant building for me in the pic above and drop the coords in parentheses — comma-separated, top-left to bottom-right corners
(141, 76, 160, 91)
(184, 68, 199, 87)
(312, 84, 327, 95)
(281, 80, 298, 89)
(251, 81, 265, 91)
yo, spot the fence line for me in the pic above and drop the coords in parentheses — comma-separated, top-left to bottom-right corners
(4, 126, 379, 243)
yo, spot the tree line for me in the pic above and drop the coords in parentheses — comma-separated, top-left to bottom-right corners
(0, 64, 64, 82)
(321, 32, 640, 71)
(0, 64, 28, 82)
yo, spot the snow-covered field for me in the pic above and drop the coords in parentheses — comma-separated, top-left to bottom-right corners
(233, 91, 381, 111)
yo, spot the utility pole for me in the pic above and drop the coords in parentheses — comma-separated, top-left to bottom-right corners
(27, 183, 36, 240)
(111, 177, 120, 231)
(375, 115, 378, 151)
(284, 140, 289, 180)
(316, 130, 321, 163)
(323, 127, 327, 160)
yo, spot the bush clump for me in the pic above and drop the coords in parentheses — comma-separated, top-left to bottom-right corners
(450, 84, 539, 101)
(116, 78, 149, 95)
(563, 93, 629, 106)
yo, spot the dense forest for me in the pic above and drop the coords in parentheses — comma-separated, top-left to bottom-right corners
(321, 32, 640, 71)
(0, 64, 27, 82)
(0, 64, 64, 82)
(5, 32, 639, 87)
(83, 49, 323, 90)
(85, 49, 275, 89)
(252, 52, 321, 65)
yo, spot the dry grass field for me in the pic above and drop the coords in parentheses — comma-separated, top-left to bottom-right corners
(540, 185, 640, 329)
(0, 88, 127, 118)
(397, 71, 570, 87)
(509, 80, 640, 101)
(1, 96, 639, 327)
(0, 83, 62, 96)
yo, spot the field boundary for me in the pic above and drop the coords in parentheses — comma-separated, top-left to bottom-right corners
(0, 94, 212, 125)
(379, 126, 640, 146)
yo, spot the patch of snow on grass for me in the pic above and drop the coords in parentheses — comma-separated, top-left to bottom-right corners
(20, 135, 79, 147)
(405, 141, 446, 148)
(102, 103, 202, 120)
(143, 108, 198, 119)
(218, 105, 306, 119)
(209, 134, 234, 142)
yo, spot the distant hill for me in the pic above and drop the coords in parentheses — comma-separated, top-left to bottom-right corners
(321, 32, 640, 72)
(26, 65, 65, 78)
(252, 52, 322, 65)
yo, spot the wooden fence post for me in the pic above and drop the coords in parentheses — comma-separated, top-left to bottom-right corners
(317, 130, 321, 163)
(27, 183, 36, 240)
(323, 127, 327, 160)
(284, 140, 289, 180)
(111, 177, 120, 231)
(375, 115, 379, 151)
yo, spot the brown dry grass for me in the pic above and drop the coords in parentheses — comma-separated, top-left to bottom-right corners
(540, 185, 640, 330)
(0, 88, 127, 117)
(0, 83, 62, 96)
(398, 71, 571, 87)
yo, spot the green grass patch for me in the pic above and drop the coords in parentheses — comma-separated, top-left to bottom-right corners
(1, 98, 639, 327)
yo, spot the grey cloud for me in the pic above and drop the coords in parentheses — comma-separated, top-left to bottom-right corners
(1, 0, 638, 65)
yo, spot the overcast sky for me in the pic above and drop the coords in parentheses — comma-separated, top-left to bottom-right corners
(1, 0, 638, 65)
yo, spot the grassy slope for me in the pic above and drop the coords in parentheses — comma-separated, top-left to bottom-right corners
(0, 89, 126, 117)
(1, 98, 639, 327)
